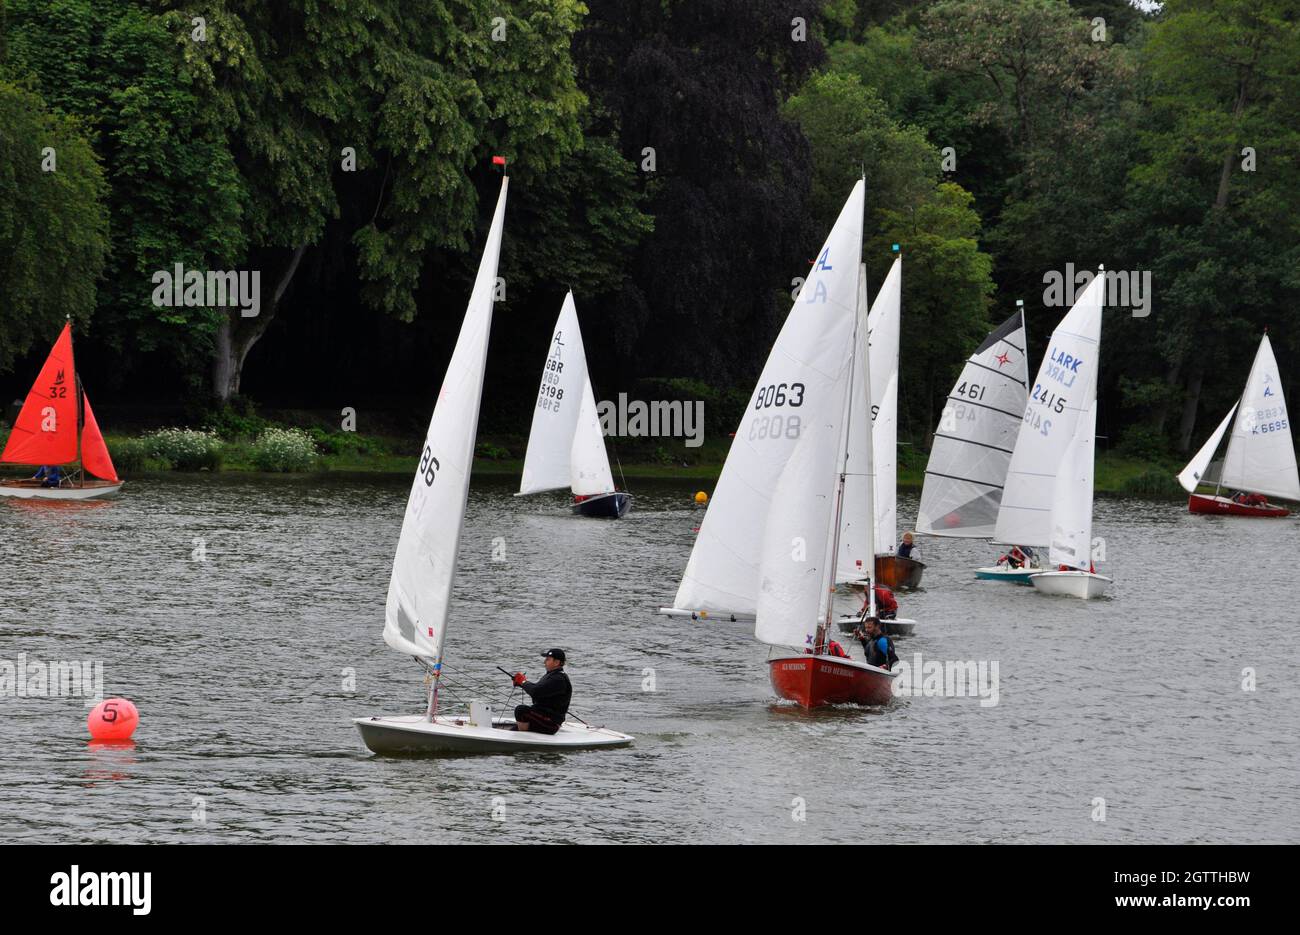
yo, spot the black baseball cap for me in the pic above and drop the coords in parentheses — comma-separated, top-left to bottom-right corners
(541, 648, 566, 663)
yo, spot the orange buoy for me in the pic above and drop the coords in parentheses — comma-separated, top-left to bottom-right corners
(88, 698, 139, 741)
(694, 490, 708, 505)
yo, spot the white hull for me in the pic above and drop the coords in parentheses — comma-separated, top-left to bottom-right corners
(836, 614, 915, 637)
(354, 713, 633, 755)
(0, 480, 123, 500)
(1028, 570, 1111, 600)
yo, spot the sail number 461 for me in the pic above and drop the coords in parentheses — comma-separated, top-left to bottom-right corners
(419, 446, 440, 486)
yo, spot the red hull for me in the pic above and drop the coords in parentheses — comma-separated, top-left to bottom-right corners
(1187, 494, 1290, 518)
(769, 655, 895, 708)
(875, 554, 925, 589)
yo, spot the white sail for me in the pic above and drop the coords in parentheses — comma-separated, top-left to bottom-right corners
(519, 292, 589, 495)
(867, 257, 901, 553)
(917, 309, 1030, 537)
(570, 375, 616, 496)
(1047, 398, 1097, 571)
(995, 270, 1105, 547)
(1177, 401, 1238, 494)
(669, 181, 864, 616)
(836, 263, 874, 582)
(755, 415, 840, 648)
(384, 177, 508, 659)
(1220, 334, 1300, 500)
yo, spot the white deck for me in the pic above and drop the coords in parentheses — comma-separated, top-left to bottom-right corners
(354, 713, 633, 755)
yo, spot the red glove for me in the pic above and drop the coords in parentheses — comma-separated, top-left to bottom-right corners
(512, 672, 526, 686)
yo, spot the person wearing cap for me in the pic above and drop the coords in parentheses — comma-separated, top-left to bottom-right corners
(509, 648, 572, 734)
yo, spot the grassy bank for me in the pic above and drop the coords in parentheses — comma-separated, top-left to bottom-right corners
(85, 428, 1188, 498)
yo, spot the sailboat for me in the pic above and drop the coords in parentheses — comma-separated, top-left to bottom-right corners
(1177, 333, 1298, 517)
(916, 307, 1032, 578)
(517, 292, 632, 518)
(660, 180, 898, 708)
(863, 257, 924, 590)
(354, 174, 632, 754)
(0, 321, 122, 500)
(993, 270, 1110, 599)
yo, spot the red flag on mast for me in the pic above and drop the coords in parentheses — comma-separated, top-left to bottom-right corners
(1, 323, 79, 465)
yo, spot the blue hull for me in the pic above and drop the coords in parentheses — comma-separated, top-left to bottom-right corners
(573, 492, 632, 518)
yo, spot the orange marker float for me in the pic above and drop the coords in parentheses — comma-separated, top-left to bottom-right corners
(88, 698, 139, 741)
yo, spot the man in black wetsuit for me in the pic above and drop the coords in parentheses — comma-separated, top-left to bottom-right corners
(852, 617, 899, 671)
(510, 648, 572, 734)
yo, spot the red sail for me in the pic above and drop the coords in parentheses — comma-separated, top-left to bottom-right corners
(80, 393, 119, 482)
(0, 323, 79, 465)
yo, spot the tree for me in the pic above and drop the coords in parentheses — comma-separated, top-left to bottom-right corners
(0, 80, 107, 373)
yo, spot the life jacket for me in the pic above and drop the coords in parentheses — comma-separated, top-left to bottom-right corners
(827, 640, 849, 659)
(874, 586, 898, 615)
(863, 633, 898, 670)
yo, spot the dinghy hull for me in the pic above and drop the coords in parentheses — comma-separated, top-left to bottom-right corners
(1187, 494, 1290, 517)
(875, 554, 925, 589)
(354, 714, 633, 755)
(0, 479, 123, 500)
(572, 491, 632, 518)
(1029, 570, 1111, 599)
(768, 654, 897, 708)
(974, 564, 1038, 585)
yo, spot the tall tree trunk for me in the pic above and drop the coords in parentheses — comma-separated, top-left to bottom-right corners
(1176, 363, 1205, 454)
(210, 244, 307, 401)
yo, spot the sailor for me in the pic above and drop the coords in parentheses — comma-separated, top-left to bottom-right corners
(862, 583, 898, 620)
(32, 465, 62, 488)
(999, 545, 1030, 569)
(510, 648, 572, 734)
(897, 531, 917, 559)
(853, 617, 899, 671)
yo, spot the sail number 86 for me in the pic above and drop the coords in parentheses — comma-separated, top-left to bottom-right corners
(418, 446, 440, 486)
(754, 382, 805, 409)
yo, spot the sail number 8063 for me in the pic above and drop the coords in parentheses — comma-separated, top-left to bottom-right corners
(754, 382, 805, 409)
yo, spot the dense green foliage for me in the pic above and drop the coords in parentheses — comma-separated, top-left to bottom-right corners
(1, 0, 1297, 460)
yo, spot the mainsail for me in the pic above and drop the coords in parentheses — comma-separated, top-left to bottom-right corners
(384, 176, 508, 660)
(668, 181, 864, 617)
(916, 309, 1029, 537)
(1, 323, 79, 465)
(1218, 334, 1300, 501)
(867, 257, 901, 553)
(995, 271, 1105, 547)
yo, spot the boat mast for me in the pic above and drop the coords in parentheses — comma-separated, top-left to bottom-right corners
(69, 316, 85, 488)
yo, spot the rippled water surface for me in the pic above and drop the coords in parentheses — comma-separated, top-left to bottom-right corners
(1, 474, 1297, 843)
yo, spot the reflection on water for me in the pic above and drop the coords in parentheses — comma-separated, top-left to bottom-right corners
(1, 474, 1297, 843)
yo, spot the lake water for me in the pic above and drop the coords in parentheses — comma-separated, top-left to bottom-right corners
(1, 474, 1296, 844)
